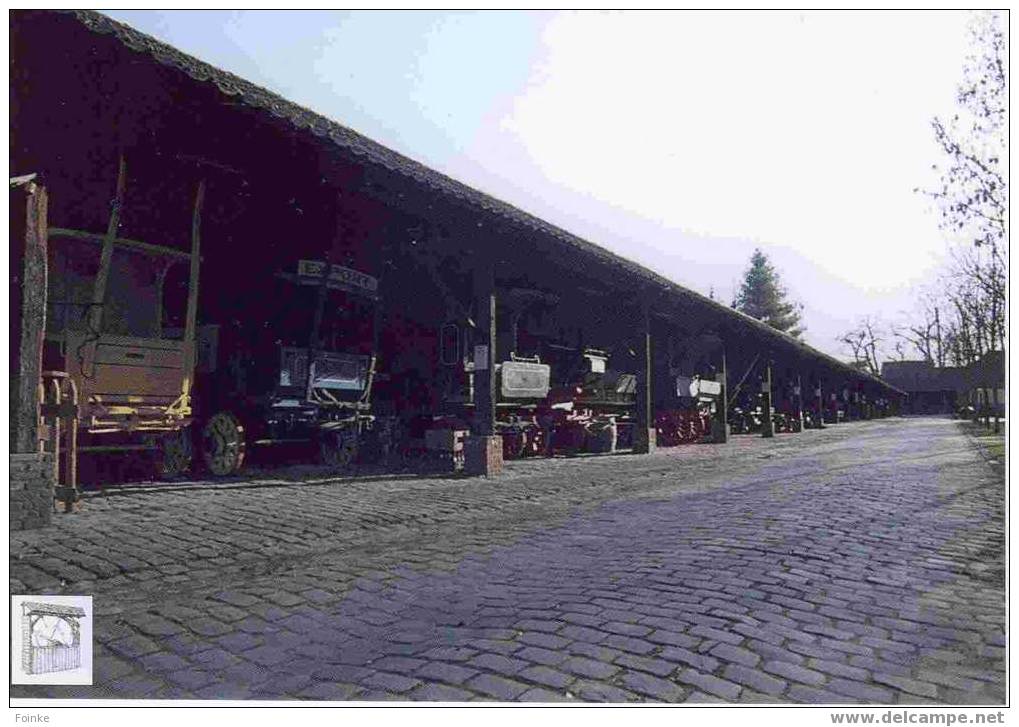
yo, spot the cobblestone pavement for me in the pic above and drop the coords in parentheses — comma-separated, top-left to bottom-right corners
(11, 418, 1004, 704)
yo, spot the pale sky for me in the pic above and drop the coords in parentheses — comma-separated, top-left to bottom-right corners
(105, 10, 974, 359)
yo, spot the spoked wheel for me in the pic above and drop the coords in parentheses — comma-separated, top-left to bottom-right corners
(320, 429, 358, 471)
(202, 411, 246, 476)
(155, 428, 194, 479)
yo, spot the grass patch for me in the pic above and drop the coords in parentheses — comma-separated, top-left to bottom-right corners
(959, 420, 1006, 463)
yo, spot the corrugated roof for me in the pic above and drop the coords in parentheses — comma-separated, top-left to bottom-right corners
(61, 10, 901, 393)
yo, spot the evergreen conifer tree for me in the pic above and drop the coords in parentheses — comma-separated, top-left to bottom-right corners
(732, 248, 805, 339)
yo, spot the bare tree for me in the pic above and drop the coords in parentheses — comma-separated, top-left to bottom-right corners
(949, 245, 1006, 354)
(891, 337, 910, 362)
(906, 10, 1007, 368)
(912, 248, 1006, 368)
(925, 11, 1008, 257)
(892, 289, 947, 366)
(838, 317, 884, 376)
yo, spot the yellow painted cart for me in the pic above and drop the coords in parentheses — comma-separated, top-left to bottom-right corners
(44, 158, 205, 478)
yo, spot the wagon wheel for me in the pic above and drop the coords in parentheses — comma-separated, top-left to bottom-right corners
(202, 411, 246, 476)
(155, 428, 194, 479)
(320, 429, 358, 470)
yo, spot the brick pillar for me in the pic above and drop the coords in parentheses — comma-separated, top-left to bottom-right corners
(10, 452, 53, 530)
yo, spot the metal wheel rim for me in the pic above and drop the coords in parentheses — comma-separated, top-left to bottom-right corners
(157, 429, 193, 478)
(202, 412, 246, 476)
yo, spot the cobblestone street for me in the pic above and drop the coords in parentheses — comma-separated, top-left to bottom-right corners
(10, 417, 1004, 704)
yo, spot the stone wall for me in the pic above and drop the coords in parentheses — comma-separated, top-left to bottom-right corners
(11, 452, 53, 530)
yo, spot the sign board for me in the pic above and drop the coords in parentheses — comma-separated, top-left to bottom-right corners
(698, 379, 722, 397)
(676, 375, 695, 397)
(584, 352, 607, 374)
(473, 345, 489, 371)
(500, 361, 551, 399)
(296, 260, 378, 296)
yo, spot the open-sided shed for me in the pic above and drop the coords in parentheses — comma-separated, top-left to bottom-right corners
(10, 10, 905, 478)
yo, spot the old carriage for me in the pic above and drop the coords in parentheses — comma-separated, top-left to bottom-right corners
(41, 160, 204, 478)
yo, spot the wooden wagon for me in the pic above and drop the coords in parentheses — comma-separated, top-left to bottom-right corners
(42, 158, 204, 478)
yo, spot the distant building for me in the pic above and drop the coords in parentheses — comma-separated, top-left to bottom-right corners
(880, 360, 963, 414)
(881, 352, 1005, 416)
(965, 350, 1006, 417)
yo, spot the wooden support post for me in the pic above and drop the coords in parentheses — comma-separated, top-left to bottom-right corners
(181, 180, 205, 403)
(13, 181, 48, 453)
(46, 379, 61, 487)
(761, 364, 774, 438)
(306, 251, 334, 399)
(154, 265, 169, 338)
(59, 377, 79, 512)
(41, 373, 79, 511)
(815, 381, 826, 429)
(795, 374, 804, 431)
(713, 349, 729, 443)
(473, 262, 496, 437)
(633, 306, 655, 454)
(86, 155, 127, 344)
(465, 253, 502, 475)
